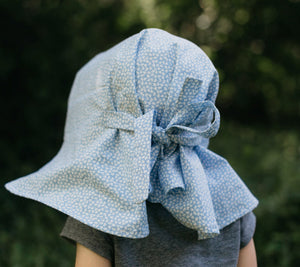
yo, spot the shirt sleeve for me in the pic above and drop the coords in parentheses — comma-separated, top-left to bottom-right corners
(240, 212, 257, 249)
(60, 216, 114, 262)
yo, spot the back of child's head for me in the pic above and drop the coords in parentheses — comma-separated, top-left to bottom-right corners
(5, 28, 258, 240)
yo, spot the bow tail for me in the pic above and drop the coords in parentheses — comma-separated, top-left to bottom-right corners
(147, 149, 186, 201)
(160, 145, 221, 239)
(194, 145, 259, 227)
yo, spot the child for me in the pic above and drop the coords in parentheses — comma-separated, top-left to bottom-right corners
(5, 28, 259, 266)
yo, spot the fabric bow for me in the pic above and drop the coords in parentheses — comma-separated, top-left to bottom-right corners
(98, 99, 222, 238)
(151, 100, 219, 155)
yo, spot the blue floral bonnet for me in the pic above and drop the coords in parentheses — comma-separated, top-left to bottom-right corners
(5, 28, 258, 240)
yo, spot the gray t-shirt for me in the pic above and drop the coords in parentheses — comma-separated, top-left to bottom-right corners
(60, 201, 256, 267)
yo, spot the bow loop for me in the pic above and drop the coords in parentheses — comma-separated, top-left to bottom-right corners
(154, 100, 220, 148)
(97, 100, 220, 206)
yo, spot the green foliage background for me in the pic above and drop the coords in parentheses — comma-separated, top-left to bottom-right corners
(0, 0, 299, 266)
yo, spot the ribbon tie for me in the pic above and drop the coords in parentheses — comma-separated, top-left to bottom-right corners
(98, 99, 220, 192)
(98, 100, 222, 238)
(152, 100, 219, 158)
(153, 101, 219, 142)
(99, 100, 219, 147)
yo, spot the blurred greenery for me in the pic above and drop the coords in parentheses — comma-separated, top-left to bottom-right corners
(0, 0, 299, 266)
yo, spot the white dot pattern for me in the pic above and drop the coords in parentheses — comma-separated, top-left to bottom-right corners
(5, 28, 258, 240)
